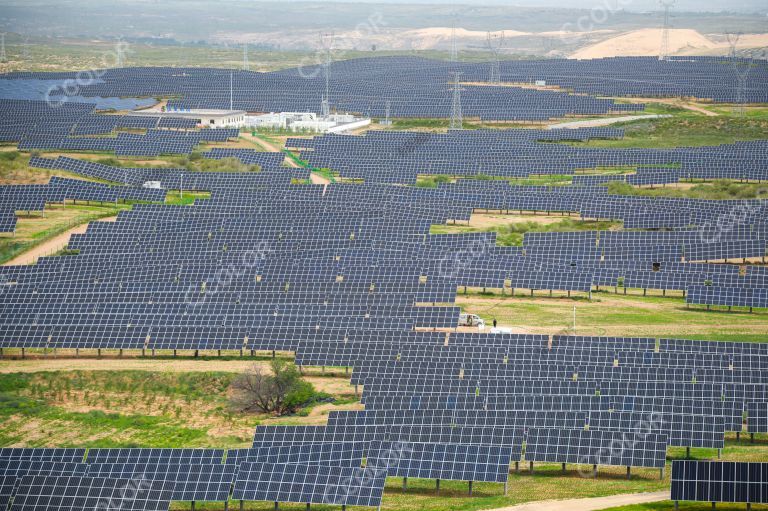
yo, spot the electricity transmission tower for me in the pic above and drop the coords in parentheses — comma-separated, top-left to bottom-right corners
(450, 21, 458, 64)
(21, 35, 30, 60)
(115, 37, 126, 68)
(726, 32, 745, 116)
(319, 32, 335, 118)
(0, 33, 7, 63)
(659, 0, 674, 61)
(381, 100, 392, 126)
(726, 32, 741, 59)
(487, 32, 505, 84)
(242, 42, 249, 71)
(450, 72, 464, 130)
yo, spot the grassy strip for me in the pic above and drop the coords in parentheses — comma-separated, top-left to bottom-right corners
(0, 370, 332, 448)
(570, 114, 768, 148)
(607, 180, 768, 200)
(431, 218, 621, 246)
(458, 290, 768, 342)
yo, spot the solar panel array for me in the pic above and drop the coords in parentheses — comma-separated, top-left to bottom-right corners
(0, 176, 167, 233)
(289, 130, 768, 185)
(6, 56, 767, 119)
(1, 55, 767, 508)
(29, 155, 302, 191)
(0, 99, 237, 157)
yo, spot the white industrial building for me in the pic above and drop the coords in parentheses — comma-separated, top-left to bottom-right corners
(128, 109, 248, 128)
(245, 112, 371, 133)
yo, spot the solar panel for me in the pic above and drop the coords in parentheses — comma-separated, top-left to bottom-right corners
(231, 463, 386, 508)
(672, 461, 768, 504)
(10, 475, 175, 511)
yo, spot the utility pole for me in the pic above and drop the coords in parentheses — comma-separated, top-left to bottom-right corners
(659, 0, 675, 61)
(450, 72, 463, 130)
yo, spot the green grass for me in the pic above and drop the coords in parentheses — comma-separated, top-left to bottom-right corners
(431, 217, 622, 247)
(164, 190, 211, 206)
(569, 114, 768, 148)
(458, 290, 768, 342)
(0, 371, 243, 448)
(607, 180, 768, 200)
(0, 369, 338, 448)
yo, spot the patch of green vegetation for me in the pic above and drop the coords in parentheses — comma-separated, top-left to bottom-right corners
(431, 218, 621, 247)
(607, 180, 768, 200)
(415, 174, 574, 188)
(0, 370, 287, 448)
(389, 118, 536, 130)
(165, 190, 211, 206)
(416, 175, 453, 188)
(570, 115, 768, 148)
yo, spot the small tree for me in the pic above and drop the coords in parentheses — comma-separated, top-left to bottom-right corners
(229, 360, 318, 416)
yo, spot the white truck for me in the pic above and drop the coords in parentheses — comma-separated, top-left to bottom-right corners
(458, 313, 485, 328)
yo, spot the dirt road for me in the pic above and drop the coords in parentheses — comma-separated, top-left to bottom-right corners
(548, 114, 671, 129)
(3, 216, 116, 266)
(491, 491, 669, 511)
(241, 133, 330, 186)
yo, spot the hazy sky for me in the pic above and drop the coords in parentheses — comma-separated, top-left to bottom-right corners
(260, 0, 767, 12)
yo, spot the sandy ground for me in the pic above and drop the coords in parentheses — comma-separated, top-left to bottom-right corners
(573, 29, 768, 59)
(491, 491, 668, 511)
(548, 114, 671, 129)
(3, 216, 116, 266)
(467, 213, 577, 228)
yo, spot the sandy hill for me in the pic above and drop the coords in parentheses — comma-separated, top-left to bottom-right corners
(570, 28, 718, 59)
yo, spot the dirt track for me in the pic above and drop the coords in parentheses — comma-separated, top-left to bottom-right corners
(3, 216, 116, 266)
(491, 491, 668, 511)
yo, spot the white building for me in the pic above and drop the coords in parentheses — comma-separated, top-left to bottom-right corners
(245, 112, 371, 133)
(128, 109, 248, 128)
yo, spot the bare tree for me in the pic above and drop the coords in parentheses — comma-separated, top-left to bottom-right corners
(229, 359, 316, 416)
